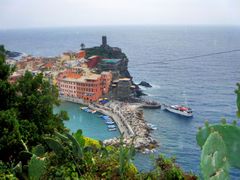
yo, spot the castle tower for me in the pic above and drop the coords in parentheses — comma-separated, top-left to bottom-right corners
(102, 36, 107, 47)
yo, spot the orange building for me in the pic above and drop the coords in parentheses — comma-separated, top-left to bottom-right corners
(57, 71, 112, 102)
(76, 50, 86, 59)
(101, 71, 112, 94)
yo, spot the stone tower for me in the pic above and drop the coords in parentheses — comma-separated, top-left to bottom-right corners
(102, 36, 107, 47)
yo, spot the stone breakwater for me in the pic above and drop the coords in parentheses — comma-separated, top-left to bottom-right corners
(90, 101, 158, 151)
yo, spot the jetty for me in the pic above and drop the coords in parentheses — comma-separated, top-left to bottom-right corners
(90, 101, 158, 151)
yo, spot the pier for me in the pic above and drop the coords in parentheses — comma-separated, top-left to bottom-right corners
(59, 96, 158, 150)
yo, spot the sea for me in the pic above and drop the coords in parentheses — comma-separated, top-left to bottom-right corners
(1, 26, 240, 178)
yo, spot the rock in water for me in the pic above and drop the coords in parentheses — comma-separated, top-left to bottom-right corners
(138, 81, 152, 88)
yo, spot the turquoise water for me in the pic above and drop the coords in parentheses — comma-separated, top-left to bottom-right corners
(54, 101, 120, 140)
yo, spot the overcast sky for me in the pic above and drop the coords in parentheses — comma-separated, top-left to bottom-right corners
(1, 0, 240, 29)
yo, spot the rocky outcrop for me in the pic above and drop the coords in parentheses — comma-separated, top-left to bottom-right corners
(6, 50, 22, 58)
(138, 81, 152, 88)
(102, 101, 158, 151)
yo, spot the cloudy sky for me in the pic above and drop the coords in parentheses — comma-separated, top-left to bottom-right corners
(1, 0, 240, 29)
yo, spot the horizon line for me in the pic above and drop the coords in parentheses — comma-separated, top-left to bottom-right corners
(1, 24, 240, 31)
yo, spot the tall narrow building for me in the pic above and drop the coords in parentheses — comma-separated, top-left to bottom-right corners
(102, 36, 107, 47)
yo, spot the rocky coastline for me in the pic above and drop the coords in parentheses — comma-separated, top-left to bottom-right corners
(89, 100, 159, 152)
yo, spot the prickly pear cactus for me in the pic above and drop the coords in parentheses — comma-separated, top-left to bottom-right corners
(32, 144, 45, 157)
(55, 131, 68, 142)
(73, 129, 85, 147)
(65, 133, 83, 158)
(197, 121, 240, 169)
(19, 151, 33, 163)
(200, 132, 229, 180)
(45, 137, 64, 156)
(235, 83, 240, 118)
(28, 155, 46, 180)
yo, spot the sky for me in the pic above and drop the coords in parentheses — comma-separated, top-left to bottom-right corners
(0, 0, 240, 29)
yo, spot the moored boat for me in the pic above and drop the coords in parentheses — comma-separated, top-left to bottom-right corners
(108, 125, 116, 128)
(147, 123, 157, 130)
(105, 121, 115, 125)
(108, 128, 117, 131)
(80, 106, 88, 110)
(91, 110, 97, 114)
(162, 104, 193, 117)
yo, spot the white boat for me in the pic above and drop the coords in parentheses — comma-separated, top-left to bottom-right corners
(147, 123, 158, 130)
(105, 121, 115, 125)
(108, 125, 116, 128)
(80, 107, 88, 110)
(108, 128, 117, 131)
(91, 110, 97, 114)
(162, 104, 193, 117)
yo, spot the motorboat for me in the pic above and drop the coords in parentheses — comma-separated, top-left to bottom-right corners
(108, 128, 117, 131)
(162, 104, 193, 117)
(108, 125, 116, 128)
(147, 123, 157, 130)
(80, 107, 88, 110)
(91, 110, 97, 114)
(105, 121, 115, 125)
(101, 115, 111, 120)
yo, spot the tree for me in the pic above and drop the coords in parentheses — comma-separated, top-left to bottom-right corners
(0, 109, 23, 162)
(15, 71, 68, 147)
(0, 45, 16, 110)
(0, 45, 68, 162)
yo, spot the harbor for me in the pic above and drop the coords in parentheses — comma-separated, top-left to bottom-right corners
(59, 95, 159, 151)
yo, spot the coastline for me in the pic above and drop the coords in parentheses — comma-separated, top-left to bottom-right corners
(59, 95, 158, 151)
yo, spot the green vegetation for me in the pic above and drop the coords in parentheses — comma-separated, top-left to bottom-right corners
(235, 83, 240, 118)
(197, 120, 240, 169)
(85, 46, 127, 59)
(0, 45, 196, 179)
(199, 132, 229, 179)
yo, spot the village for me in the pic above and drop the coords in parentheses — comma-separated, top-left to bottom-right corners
(6, 36, 159, 151)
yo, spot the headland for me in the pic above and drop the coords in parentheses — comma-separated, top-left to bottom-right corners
(7, 36, 160, 151)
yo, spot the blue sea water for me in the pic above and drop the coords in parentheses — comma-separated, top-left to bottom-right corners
(1, 26, 240, 178)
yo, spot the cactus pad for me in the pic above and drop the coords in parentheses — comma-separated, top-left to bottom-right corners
(197, 123, 240, 168)
(45, 137, 64, 156)
(28, 155, 46, 180)
(200, 132, 229, 180)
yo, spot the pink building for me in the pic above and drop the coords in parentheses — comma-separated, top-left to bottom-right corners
(57, 71, 112, 102)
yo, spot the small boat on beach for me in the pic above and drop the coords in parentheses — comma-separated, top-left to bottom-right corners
(162, 104, 193, 117)
(108, 128, 117, 131)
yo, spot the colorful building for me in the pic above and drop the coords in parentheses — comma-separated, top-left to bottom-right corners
(57, 70, 112, 102)
(76, 50, 86, 59)
(87, 55, 101, 69)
